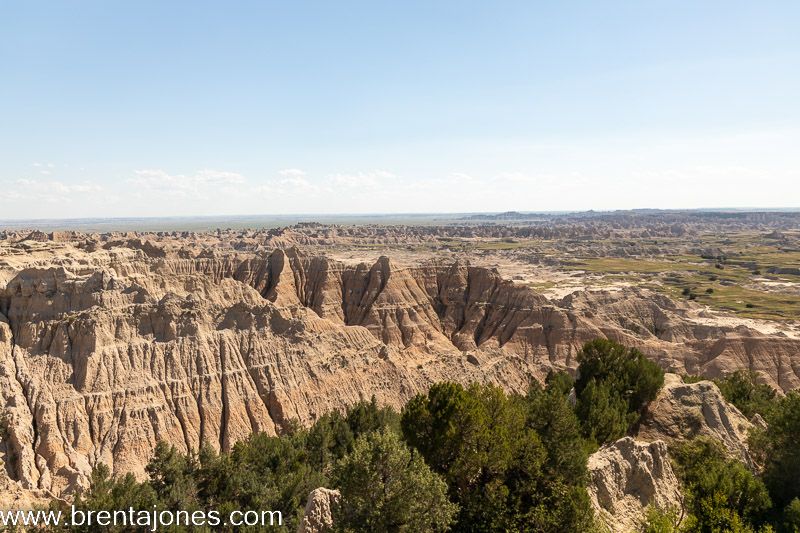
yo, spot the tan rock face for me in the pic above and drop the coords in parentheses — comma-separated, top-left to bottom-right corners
(297, 488, 340, 533)
(0, 469, 52, 510)
(636, 374, 754, 466)
(587, 437, 684, 533)
(0, 251, 561, 495)
(0, 245, 795, 495)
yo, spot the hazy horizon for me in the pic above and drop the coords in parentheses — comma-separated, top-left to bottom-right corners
(2, 207, 800, 233)
(2, 1, 798, 218)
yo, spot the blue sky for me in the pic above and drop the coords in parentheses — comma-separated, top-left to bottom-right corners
(1, 1, 798, 218)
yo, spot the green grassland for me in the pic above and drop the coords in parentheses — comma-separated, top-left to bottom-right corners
(563, 253, 800, 321)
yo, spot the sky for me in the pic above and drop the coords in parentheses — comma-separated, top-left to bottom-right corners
(1, 1, 798, 219)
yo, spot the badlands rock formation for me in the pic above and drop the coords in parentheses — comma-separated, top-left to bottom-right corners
(0, 238, 797, 496)
(298, 488, 340, 533)
(0, 469, 52, 510)
(587, 437, 684, 533)
(637, 374, 754, 465)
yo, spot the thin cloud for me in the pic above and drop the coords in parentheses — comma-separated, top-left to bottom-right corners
(129, 169, 246, 198)
(326, 170, 395, 190)
(2, 178, 105, 205)
(257, 169, 315, 196)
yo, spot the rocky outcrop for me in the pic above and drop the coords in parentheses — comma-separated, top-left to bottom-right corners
(636, 374, 754, 465)
(684, 335, 800, 392)
(587, 437, 684, 533)
(298, 487, 340, 533)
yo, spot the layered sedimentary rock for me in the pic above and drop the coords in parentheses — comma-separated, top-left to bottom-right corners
(0, 244, 797, 495)
(637, 374, 754, 465)
(559, 291, 800, 391)
(587, 437, 684, 533)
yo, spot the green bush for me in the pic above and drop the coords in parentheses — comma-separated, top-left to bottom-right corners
(544, 369, 575, 397)
(671, 438, 772, 532)
(754, 392, 800, 509)
(642, 506, 681, 533)
(715, 370, 777, 419)
(574, 339, 664, 445)
(333, 429, 456, 532)
(401, 381, 596, 532)
(783, 498, 800, 532)
(69, 464, 159, 533)
(306, 396, 400, 471)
